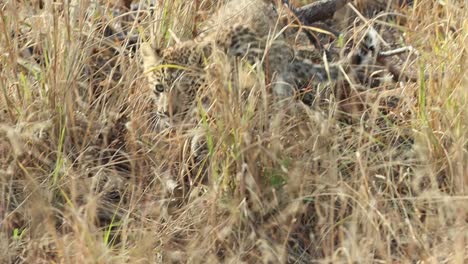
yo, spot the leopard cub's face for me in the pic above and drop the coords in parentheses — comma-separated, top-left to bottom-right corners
(141, 43, 207, 119)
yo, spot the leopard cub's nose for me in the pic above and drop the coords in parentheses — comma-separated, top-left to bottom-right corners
(157, 106, 176, 117)
(163, 110, 172, 116)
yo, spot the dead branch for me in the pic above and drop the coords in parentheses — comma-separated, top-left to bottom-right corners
(294, 0, 353, 25)
(376, 46, 434, 82)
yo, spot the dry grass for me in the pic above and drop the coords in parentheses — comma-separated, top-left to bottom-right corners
(0, 0, 466, 263)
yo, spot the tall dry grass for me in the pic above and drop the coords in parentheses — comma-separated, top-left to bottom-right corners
(0, 0, 466, 263)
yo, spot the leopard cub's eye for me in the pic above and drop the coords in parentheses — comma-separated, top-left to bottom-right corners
(154, 84, 165, 93)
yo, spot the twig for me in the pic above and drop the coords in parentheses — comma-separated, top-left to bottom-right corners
(378, 46, 418, 57)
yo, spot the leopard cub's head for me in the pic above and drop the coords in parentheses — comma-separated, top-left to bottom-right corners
(140, 42, 209, 119)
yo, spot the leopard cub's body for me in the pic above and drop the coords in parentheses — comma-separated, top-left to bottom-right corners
(140, 0, 381, 174)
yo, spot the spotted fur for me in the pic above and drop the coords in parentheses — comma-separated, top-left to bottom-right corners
(140, 0, 381, 175)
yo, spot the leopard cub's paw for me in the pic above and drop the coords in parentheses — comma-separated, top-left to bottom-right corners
(190, 131, 209, 166)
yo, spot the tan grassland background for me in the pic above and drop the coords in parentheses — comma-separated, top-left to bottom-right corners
(0, 0, 466, 263)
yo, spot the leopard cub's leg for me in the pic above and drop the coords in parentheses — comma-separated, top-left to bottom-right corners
(189, 128, 210, 181)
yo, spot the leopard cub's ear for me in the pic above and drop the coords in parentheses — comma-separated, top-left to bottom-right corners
(140, 42, 162, 72)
